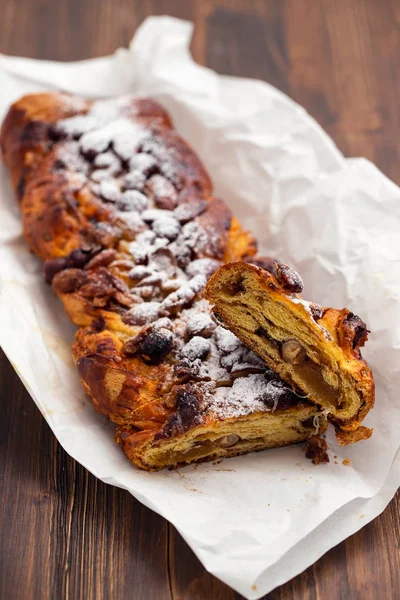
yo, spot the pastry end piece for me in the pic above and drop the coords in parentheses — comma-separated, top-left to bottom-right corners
(205, 261, 375, 442)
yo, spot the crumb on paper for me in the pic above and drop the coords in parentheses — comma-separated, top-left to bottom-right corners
(343, 458, 351, 467)
(39, 327, 74, 367)
(171, 469, 200, 493)
(359, 514, 365, 519)
(305, 434, 329, 465)
(214, 469, 235, 472)
(334, 460, 338, 464)
(173, 469, 188, 481)
(60, 400, 88, 416)
(252, 585, 257, 591)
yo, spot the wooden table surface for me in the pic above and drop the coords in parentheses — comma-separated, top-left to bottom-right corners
(0, 1, 399, 598)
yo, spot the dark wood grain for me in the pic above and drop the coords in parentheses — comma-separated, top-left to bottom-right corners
(0, 1, 399, 599)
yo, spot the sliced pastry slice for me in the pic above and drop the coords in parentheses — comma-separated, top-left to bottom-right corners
(118, 401, 326, 471)
(205, 261, 375, 445)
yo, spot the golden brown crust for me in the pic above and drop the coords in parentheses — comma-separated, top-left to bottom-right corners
(1, 94, 211, 262)
(72, 325, 172, 427)
(205, 261, 375, 440)
(335, 425, 373, 446)
(1, 92, 373, 470)
(48, 193, 249, 330)
(0, 93, 172, 195)
(0, 93, 88, 193)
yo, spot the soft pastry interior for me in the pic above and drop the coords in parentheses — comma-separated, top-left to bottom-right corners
(205, 261, 374, 444)
(118, 404, 326, 471)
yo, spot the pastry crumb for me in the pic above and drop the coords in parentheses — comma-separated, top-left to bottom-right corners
(342, 458, 351, 467)
(305, 435, 329, 464)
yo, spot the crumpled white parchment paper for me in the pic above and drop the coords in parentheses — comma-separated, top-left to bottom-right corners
(0, 16, 399, 599)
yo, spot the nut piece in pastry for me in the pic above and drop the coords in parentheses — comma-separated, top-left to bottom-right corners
(205, 261, 375, 443)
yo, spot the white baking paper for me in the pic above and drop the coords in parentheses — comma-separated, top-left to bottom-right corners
(0, 16, 399, 599)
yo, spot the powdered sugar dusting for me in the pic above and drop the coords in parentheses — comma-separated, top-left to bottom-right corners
(128, 230, 169, 264)
(214, 327, 241, 354)
(142, 209, 180, 240)
(52, 97, 303, 425)
(185, 258, 221, 279)
(122, 169, 147, 191)
(161, 274, 207, 313)
(92, 151, 121, 178)
(120, 190, 149, 212)
(148, 174, 177, 200)
(129, 153, 157, 173)
(290, 296, 313, 315)
(115, 210, 145, 233)
(141, 137, 180, 184)
(204, 374, 298, 420)
(50, 97, 225, 316)
(56, 142, 89, 175)
(56, 115, 99, 138)
(127, 302, 161, 325)
(176, 220, 208, 255)
(181, 336, 211, 361)
(209, 375, 270, 419)
(186, 312, 214, 336)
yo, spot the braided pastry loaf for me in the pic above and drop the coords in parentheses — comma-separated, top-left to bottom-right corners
(1, 93, 371, 470)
